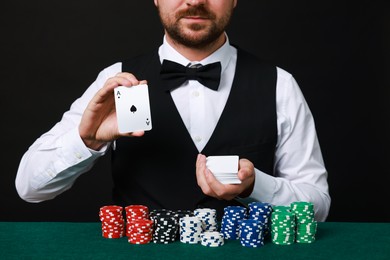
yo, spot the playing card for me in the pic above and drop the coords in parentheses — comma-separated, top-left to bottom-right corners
(206, 155, 241, 184)
(114, 84, 152, 133)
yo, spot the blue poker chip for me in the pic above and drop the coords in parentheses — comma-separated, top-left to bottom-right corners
(238, 219, 266, 247)
(220, 206, 248, 240)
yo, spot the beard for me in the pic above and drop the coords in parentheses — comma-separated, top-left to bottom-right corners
(158, 5, 233, 49)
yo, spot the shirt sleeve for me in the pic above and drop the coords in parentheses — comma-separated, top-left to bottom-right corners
(244, 67, 331, 222)
(15, 63, 122, 202)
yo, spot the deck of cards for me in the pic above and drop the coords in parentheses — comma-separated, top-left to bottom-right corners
(114, 84, 152, 133)
(206, 155, 241, 184)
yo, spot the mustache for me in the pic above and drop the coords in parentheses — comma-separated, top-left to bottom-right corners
(176, 6, 216, 19)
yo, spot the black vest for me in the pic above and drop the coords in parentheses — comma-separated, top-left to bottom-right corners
(111, 48, 277, 218)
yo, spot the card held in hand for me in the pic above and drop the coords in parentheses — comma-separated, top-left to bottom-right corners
(206, 155, 241, 184)
(114, 84, 152, 133)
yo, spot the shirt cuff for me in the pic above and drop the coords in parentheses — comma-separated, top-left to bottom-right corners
(250, 168, 277, 202)
(237, 168, 277, 205)
(59, 128, 107, 165)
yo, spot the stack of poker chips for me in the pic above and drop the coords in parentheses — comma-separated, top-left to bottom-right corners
(271, 206, 296, 245)
(125, 205, 149, 237)
(200, 231, 224, 247)
(290, 202, 317, 243)
(99, 205, 125, 239)
(124, 205, 152, 244)
(125, 205, 149, 221)
(127, 219, 154, 244)
(150, 209, 179, 244)
(193, 208, 218, 232)
(239, 219, 265, 247)
(179, 216, 203, 244)
(220, 206, 247, 240)
(248, 202, 273, 235)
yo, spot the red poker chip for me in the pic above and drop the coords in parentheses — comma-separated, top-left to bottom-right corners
(102, 232, 124, 239)
(129, 219, 153, 227)
(101, 218, 123, 223)
(128, 239, 151, 244)
(129, 232, 151, 236)
(130, 229, 153, 234)
(100, 211, 122, 216)
(129, 235, 153, 240)
(125, 205, 149, 212)
(102, 220, 125, 226)
(132, 219, 153, 224)
(99, 205, 128, 239)
(100, 214, 123, 218)
(103, 226, 124, 230)
(125, 205, 149, 222)
(103, 228, 124, 232)
(100, 204, 154, 241)
(101, 205, 123, 211)
(131, 239, 152, 243)
(102, 229, 124, 233)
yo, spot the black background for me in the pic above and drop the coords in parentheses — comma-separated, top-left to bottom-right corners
(1, 1, 389, 222)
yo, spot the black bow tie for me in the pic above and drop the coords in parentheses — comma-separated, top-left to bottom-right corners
(160, 60, 222, 91)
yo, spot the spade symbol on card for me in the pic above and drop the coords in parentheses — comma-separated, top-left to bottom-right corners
(116, 90, 121, 99)
(146, 118, 150, 125)
(130, 105, 137, 113)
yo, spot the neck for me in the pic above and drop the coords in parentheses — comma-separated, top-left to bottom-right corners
(165, 33, 226, 61)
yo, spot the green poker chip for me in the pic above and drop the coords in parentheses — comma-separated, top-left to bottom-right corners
(271, 201, 318, 245)
(290, 201, 317, 243)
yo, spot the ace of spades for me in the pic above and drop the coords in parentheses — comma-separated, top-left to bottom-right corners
(114, 84, 152, 133)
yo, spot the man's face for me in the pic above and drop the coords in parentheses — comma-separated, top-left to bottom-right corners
(154, 0, 237, 49)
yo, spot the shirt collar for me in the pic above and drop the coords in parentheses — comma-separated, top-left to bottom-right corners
(158, 34, 235, 75)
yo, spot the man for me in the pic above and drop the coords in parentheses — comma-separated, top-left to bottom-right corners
(16, 0, 330, 221)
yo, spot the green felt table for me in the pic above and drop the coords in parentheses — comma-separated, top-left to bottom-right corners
(0, 222, 389, 260)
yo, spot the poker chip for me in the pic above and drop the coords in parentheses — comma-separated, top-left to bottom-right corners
(290, 202, 317, 243)
(220, 206, 247, 240)
(248, 202, 273, 235)
(200, 231, 224, 247)
(179, 216, 203, 244)
(239, 219, 265, 248)
(125, 205, 149, 221)
(127, 219, 153, 244)
(271, 201, 318, 245)
(150, 209, 179, 244)
(271, 207, 296, 245)
(99, 205, 125, 239)
(97, 203, 319, 247)
(125, 205, 150, 237)
(193, 208, 218, 232)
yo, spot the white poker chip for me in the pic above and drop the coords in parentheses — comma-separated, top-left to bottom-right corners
(200, 231, 224, 247)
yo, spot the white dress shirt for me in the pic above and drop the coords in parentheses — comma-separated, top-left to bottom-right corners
(15, 36, 330, 221)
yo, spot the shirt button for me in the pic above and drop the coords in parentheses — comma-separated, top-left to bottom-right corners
(194, 136, 202, 143)
(75, 153, 83, 160)
(192, 91, 200, 97)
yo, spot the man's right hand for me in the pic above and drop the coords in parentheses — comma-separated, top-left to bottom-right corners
(79, 72, 147, 150)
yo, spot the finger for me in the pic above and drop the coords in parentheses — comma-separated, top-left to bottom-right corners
(238, 167, 251, 181)
(236, 159, 255, 198)
(115, 72, 142, 86)
(196, 154, 217, 197)
(96, 77, 134, 100)
(195, 154, 207, 186)
(237, 159, 254, 181)
(121, 130, 145, 137)
(204, 168, 232, 199)
(102, 73, 142, 93)
(115, 73, 147, 87)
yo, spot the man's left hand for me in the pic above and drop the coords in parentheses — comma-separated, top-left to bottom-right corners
(195, 154, 255, 200)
